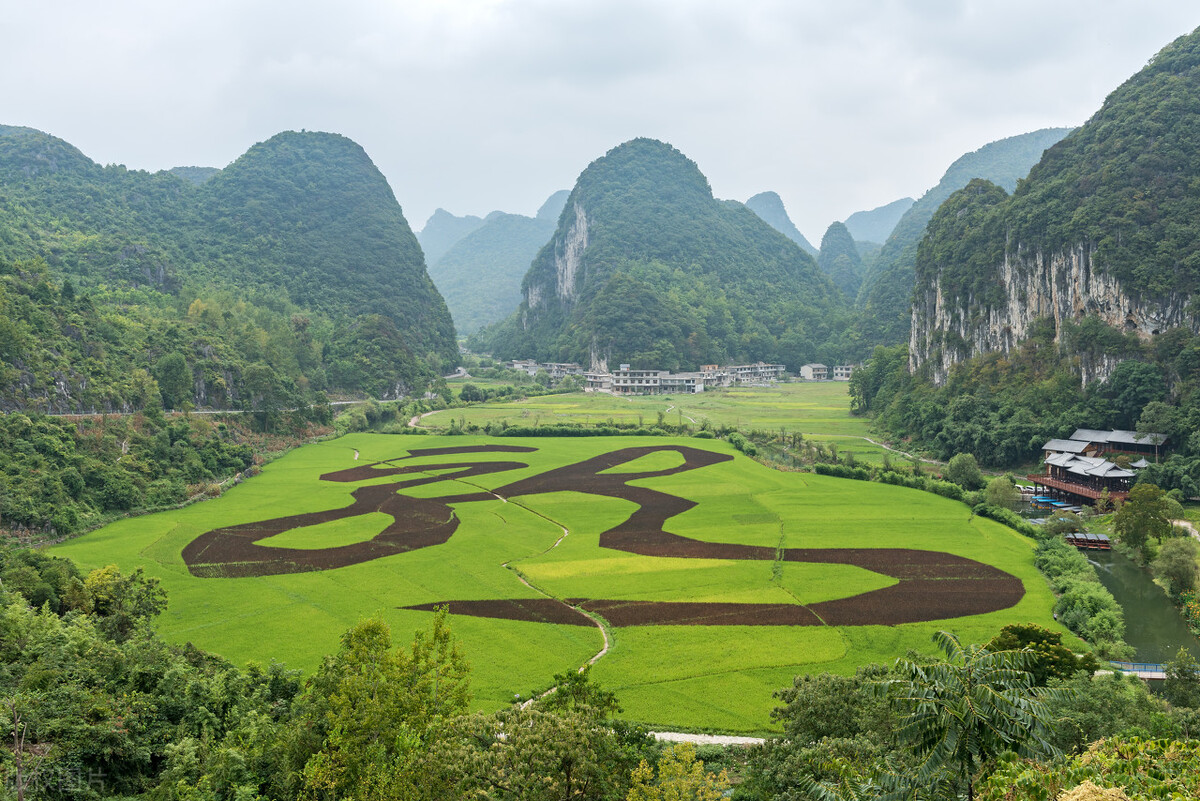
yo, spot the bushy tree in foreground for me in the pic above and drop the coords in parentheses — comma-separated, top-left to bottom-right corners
(880, 630, 1067, 801)
(628, 743, 729, 800)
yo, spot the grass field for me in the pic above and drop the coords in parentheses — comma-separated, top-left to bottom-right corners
(51, 433, 1064, 733)
(431, 382, 896, 464)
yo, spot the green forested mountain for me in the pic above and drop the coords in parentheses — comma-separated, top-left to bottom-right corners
(857, 27, 1200, 480)
(417, 208, 486, 266)
(856, 127, 1073, 344)
(473, 139, 850, 370)
(428, 210, 557, 335)
(0, 126, 456, 409)
(817, 221, 865, 300)
(843, 197, 913, 244)
(743, 191, 819, 256)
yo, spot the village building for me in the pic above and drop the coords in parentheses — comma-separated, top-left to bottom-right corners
(799, 363, 828, 380)
(1067, 428, 1169, 458)
(833, 365, 854, 380)
(506, 358, 540, 376)
(611, 365, 665, 395)
(1027, 428, 1166, 506)
(727, 362, 787, 384)
(579, 361, 783, 395)
(539, 362, 583, 380)
(584, 371, 613, 393)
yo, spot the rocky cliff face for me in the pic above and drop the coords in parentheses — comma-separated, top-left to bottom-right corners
(527, 201, 588, 311)
(910, 244, 1193, 385)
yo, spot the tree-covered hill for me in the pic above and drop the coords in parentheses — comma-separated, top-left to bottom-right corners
(744, 191, 819, 256)
(474, 139, 850, 370)
(817, 221, 865, 300)
(0, 126, 457, 407)
(843, 196, 913, 244)
(856, 127, 1073, 344)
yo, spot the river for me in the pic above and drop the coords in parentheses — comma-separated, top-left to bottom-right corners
(1088, 548, 1200, 663)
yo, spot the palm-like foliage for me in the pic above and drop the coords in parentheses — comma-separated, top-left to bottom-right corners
(880, 630, 1068, 801)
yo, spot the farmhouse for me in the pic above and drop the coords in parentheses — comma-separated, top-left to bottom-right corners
(799, 363, 828, 380)
(833, 365, 854, 380)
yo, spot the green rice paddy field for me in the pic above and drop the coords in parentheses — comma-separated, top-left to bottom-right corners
(434, 381, 895, 464)
(51, 433, 1065, 733)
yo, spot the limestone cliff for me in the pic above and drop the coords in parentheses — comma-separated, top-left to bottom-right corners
(910, 243, 1192, 386)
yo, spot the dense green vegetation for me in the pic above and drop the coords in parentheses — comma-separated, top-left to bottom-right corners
(850, 314, 1200, 487)
(855, 127, 1073, 345)
(474, 139, 858, 370)
(0, 126, 457, 407)
(4, 539, 1192, 800)
(817, 221, 865, 300)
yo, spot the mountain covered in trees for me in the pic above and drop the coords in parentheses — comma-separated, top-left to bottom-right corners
(473, 139, 849, 370)
(426, 191, 568, 335)
(0, 126, 456, 411)
(855, 26, 1200, 479)
(856, 127, 1074, 344)
(744, 191, 819, 256)
(817, 221, 866, 301)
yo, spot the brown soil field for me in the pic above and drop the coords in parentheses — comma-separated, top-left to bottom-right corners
(403, 598, 594, 626)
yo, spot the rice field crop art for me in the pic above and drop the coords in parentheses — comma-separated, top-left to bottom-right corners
(51, 434, 1062, 732)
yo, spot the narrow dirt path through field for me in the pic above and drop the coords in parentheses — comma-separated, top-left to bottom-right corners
(447, 473, 613, 682)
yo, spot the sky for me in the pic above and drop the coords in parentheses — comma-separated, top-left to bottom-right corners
(5, 1, 1200, 244)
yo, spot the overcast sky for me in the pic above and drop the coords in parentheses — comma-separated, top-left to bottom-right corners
(5, 1, 1200, 244)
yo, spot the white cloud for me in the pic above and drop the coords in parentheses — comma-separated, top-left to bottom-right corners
(3, 0, 1199, 239)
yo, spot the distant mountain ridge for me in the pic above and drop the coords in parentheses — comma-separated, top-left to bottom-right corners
(744, 192, 819, 256)
(417, 209, 486, 266)
(817, 222, 865, 300)
(427, 191, 568, 335)
(474, 138, 847, 370)
(844, 197, 914, 244)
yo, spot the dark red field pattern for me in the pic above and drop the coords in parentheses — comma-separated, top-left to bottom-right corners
(182, 443, 1025, 626)
(403, 598, 595, 626)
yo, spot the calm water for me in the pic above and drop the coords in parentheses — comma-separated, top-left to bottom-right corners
(1088, 548, 1200, 663)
